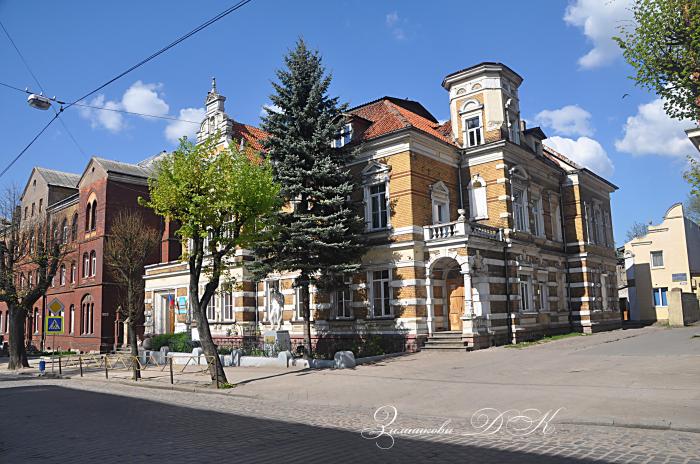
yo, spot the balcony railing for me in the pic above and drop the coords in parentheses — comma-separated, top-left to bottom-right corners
(423, 211, 504, 243)
(423, 221, 466, 241)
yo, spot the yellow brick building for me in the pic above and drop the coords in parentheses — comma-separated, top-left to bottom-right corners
(144, 63, 621, 352)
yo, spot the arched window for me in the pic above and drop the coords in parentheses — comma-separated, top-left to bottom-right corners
(81, 294, 94, 335)
(468, 175, 488, 220)
(90, 200, 97, 231)
(90, 250, 97, 276)
(52, 223, 59, 243)
(69, 304, 75, 334)
(59, 265, 66, 286)
(61, 218, 68, 244)
(82, 253, 89, 278)
(70, 262, 76, 284)
(85, 202, 92, 231)
(71, 213, 78, 241)
(33, 308, 39, 333)
(19, 273, 25, 289)
(28, 273, 33, 289)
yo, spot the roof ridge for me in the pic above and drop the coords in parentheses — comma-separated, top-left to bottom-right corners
(384, 100, 412, 127)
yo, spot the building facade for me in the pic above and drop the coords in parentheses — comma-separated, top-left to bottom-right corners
(144, 62, 621, 352)
(0, 158, 169, 353)
(621, 203, 700, 323)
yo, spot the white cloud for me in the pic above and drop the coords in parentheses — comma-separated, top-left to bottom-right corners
(78, 94, 124, 132)
(544, 135, 614, 177)
(79, 80, 169, 132)
(564, 0, 633, 69)
(615, 98, 695, 157)
(164, 107, 205, 144)
(122, 81, 169, 117)
(386, 11, 406, 40)
(535, 105, 594, 137)
(260, 103, 282, 118)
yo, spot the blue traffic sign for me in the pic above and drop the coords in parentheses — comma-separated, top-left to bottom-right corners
(46, 316, 64, 334)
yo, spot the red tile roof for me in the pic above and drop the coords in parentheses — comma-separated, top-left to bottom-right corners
(349, 97, 456, 146)
(231, 121, 267, 151)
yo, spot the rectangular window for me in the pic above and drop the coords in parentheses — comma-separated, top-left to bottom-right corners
(335, 286, 352, 318)
(601, 274, 608, 310)
(368, 183, 388, 230)
(538, 282, 549, 312)
(509, 114, 520, 144)
(222, 292, 233, 321)
(532, 195, 544, 237)
(434, 201, 448, 224)
(652, 287, 668, 307)
(333, 123, 353, 148)
(295, 287, 303, 320)
(551, 198, 563, 242)
(513, 188, 528, 232)
(371, 269, 391, 317)
(519, 275, 532, 312)
(650, 251, 664, 268)
(464, 115, 483, 147)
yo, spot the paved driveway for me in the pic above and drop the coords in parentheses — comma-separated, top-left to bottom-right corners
(234, 326, 700, 430)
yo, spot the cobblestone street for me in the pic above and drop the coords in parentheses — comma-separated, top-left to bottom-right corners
(1, 378, 699, 463)
(2, 326, 699, 463)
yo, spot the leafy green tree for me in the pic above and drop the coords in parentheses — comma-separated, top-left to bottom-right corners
(615, 0, 700, 121)
(253, 39, 366, 355)
(143, 135, 280, 387)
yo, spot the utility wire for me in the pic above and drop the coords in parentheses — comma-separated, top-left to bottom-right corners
(0, 0, 253, 176)
(66, 0, 253, 109)
(0, 83, 199, 124)
(1, 113, 61, 178)
(72, 102, 200, 124)
(0, 20, 88, 158)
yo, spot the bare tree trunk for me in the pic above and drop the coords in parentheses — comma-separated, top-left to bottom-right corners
(300, 279, 312, 357)
(129, 320, 140, 380)
(8, 304, 29, 369)
(192, 304, 226, 387)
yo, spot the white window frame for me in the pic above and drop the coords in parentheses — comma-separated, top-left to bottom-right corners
(265, 279, 281, 321)
(462, 112, 484, 148)
(362, 162, 391, 232)
(508, 112, 521, 145)
(531, 194, 544, 237)
(468, 175, 488, 220)
(518, 274, 533, 312)
(70, 305, 75, 334)
(222, 291, 234, 321)
(430, 181, 451, 224)
(600, 273, 609, 310)
(369, 269, 392, 318)
(538, 281, 549, 312)
(550, 197, 563, 242)
(513, 186, 529, 232)
(333, 123, 353, 148)
(650, 251, 664, 269)
(334, 285, 353, 319)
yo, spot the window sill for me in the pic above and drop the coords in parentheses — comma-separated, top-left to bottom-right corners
(367, 315, 394, 320)
(332, 316, 355, 321)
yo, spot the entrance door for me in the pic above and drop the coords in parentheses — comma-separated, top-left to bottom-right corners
(448, 282, 464, 331)
(155, 292, 175, 334)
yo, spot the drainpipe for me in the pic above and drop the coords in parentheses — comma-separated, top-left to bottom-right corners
(457, 152, 465, 211)
(502, 230, 513, 345)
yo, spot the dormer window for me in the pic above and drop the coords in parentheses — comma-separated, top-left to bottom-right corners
(333, 123, 353, 148)
(464, 115, 483, 147)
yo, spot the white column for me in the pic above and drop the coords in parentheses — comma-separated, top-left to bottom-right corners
(461, 269, 474, 317)
(426, 278, 434, 335)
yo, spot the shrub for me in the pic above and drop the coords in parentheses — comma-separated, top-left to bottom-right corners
(149, 332, 192, 352)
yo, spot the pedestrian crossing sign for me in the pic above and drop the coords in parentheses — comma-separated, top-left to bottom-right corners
(46, 316, 64, 335)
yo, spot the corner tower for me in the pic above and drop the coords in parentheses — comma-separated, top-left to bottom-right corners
(441, 62, 523, 149)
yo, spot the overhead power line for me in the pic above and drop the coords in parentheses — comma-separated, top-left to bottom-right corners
(0, 0, 253, 178)
(0, 20, 88, 159)
(72, 102, 200, 124)
(66, 0, 253, 109)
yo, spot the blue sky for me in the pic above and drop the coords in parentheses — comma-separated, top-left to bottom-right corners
(0, 0, 696, 244)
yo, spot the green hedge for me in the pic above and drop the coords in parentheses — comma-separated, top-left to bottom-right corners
(150, 332, 192, 352)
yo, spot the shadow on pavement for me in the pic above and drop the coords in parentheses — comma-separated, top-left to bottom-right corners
(0, 384, 608, 463)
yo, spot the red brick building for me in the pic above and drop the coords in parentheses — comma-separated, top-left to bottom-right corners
(1, 158, 172, 353)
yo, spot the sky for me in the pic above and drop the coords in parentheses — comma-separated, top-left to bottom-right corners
(0, 0, 697, 245)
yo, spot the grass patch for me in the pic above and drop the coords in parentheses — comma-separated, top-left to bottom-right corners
(504, 332, 586, 349)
